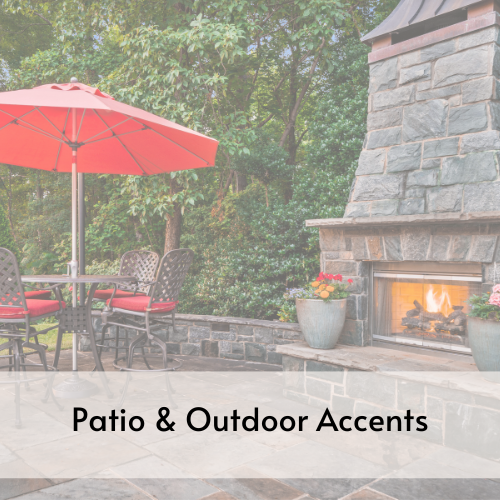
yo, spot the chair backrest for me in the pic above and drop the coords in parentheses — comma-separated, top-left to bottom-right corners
(119, 250, 160, 293)
(0, 247, 27, 311)
(150, 249, 194, 304)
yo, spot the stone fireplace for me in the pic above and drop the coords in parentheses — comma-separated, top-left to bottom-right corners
(307, 0, 500, 354)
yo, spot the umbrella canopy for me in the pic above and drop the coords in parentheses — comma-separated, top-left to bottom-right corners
(0, 82, 218, 174)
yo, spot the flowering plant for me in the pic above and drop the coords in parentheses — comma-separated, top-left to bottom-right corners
(467, 284, 500, 322)
(283, 272, 352, 303)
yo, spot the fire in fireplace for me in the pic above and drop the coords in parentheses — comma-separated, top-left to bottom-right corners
(372, 263, 482, 353)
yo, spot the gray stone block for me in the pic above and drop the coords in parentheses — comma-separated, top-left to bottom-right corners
(267, 352, 282, 365)
(331, 395, 354, 415)
(165, 342, 180, 354)
(387, 143, 422, 172)
(401, 228, 431, 260)
(427, 185, 463, 213)
(429, 235, 451, 260)
(367, 108, 403, 131)
(339, 319, 369, 346)
(223, 353, 244, 360)
(372, 86, 415, 111)
(416, 84, 461, 102)
(371, 199, 398, 216)
(306, 360, 343, 381)
(201, 340, 219, 357)
(169, 325, 188, 342)
(469, 236, 498, 262)
(181, 343, 201, 356)
(211, 331, 236, 341)
(231, 342, 244, 354)
(244, 342, 266, 362)
(420, 39, 456, 63)
(366, 127, 401, 149)
(406, 169, 438, 188)
(366, 236, 384, 260)
(306, 378, 331, 400)
(461, 131, 500, 154)
(346, 373, 396, 408)
(423, 137, 459, 158)
(433, 46, 489, 87)
(324, 260, 358, 275)
(441, 152, 498, 185)
(237, 325, 254, 336)
(351, 174, 404, 201)
(489, 101, 500, 131)
(400, 50, 420, 68)
(494, 43, 500, 78)
(344, 202, 371, 218)
(405, 187, 426, 198)
(399, 198, 425, 215)
(351, 236, 368, 260)
(449, 235, 472, 261)
(464, 182, 500, 212)
(219, 340, 231, 353)
(426, 396, 443, 420)
(399, 63, 430, 85)
(403, 100, 448, 141)
(462, 77, 495, 104)
(254, 327, 273, 344)
(384, 236, 403, 260)
(448, 103, 488, 136)
(282, 355, 304, 371)
(457, 26, 500, 51)
(356, 149, 385, 175)
(422, 158, 441, 169)
(189, 326, 211, 342)
(417, 81, 431, 91)
(397, 380, 425, 413)
(369, 57, 398, 93)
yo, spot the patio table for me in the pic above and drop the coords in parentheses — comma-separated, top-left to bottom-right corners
(21, 275, 136, 398)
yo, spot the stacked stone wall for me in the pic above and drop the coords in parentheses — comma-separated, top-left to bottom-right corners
(345, 26, 500, 218)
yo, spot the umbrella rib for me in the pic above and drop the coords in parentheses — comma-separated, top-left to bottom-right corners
(76, 109, 86, 142)
(53, 109, 70, 172)
(92, 110, 148, 175)
(36, 107, 72, 143)
(0, 108, 39, 133)
(129, 117, 210, 165)
(0, 108, 66, 143)
(83, 128, 147, 146)
(81, 115, 134, 144)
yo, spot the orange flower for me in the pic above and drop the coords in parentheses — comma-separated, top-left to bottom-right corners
(311, 281, 320, 287)
(326, 285, 334, 292)
(319, 284, 327, 290)
(320, 291, 329, 299)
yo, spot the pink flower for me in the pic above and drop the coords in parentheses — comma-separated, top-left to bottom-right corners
(489, 293, 500, 307)
(493, 284, 500, 293)
(347, 279, 353, 284)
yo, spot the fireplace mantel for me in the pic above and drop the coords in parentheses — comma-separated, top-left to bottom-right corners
(306, 211, 500, 229)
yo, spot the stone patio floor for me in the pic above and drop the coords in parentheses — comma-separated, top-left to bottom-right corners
(1, 350, 500, 500)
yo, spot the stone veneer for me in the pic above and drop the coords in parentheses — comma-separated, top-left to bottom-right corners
(81, 313, 304, 366)
(345, 25, 500, 218)
(311, 214, 500, 347)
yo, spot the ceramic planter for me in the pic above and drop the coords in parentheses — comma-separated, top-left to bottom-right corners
(295, 298, 347, 349)
(468, 316, 500, 382)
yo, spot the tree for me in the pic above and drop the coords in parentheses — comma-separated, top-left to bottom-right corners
(0, 202, 20, 263)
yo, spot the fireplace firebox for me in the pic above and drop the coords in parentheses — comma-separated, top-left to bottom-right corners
(372, 263, 482, 353)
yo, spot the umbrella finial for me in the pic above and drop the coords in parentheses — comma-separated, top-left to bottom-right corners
(70, 77, 78, 83)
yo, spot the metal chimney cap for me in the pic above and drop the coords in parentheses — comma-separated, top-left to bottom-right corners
(70, 77, 78, 83)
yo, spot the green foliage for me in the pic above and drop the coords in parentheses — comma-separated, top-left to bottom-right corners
(468, 293, 500, 322)
(0, 202, 20, 262)
(278, 301, 297, 323)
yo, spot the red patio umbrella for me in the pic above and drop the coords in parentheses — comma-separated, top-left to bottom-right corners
(0, 79, 218, 379)
(0, 79, 218, 284)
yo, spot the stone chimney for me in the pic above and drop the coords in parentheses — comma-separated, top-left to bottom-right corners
(345, 0, 500, 218)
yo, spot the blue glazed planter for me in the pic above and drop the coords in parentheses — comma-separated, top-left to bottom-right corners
(468, 316, 500, 383)
(295, 298, 347, 349)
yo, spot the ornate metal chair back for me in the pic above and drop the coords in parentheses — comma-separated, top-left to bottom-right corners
(150, 249, 194, 305)
(0, 247, 27, 312)
(119, 250, 159, 293)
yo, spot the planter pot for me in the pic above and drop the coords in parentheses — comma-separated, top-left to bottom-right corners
(468, 316, 500, 383)
(295, 298, 347, 349)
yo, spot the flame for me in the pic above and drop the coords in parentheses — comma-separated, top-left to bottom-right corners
(425, 284, 452, 315)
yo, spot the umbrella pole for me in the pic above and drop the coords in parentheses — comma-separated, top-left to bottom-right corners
(71, 148, 78, 372)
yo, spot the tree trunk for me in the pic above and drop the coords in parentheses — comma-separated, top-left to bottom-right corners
(236, 171, 247, 192)
(164, 203, 182, 253)
(164, 177, 182, 253)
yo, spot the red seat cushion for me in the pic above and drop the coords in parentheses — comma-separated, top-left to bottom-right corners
(93, 289, 146, 300)
(0, 299, 65, 319)
(107, 296, 177, 313)
(25, 290, 52, 300)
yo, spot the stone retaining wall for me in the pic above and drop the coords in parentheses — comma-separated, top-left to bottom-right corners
(80, 313, 303, 366)
(345, 25, 500, 218)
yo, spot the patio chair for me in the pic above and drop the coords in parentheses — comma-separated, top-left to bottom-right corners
(93, 250, 159, 365)
(102, 248, 194, 372)
(0, 248, 65, 372)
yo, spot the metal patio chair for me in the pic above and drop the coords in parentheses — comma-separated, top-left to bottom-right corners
(102, 248, 194, 372)
(93, 250, 159, 365)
